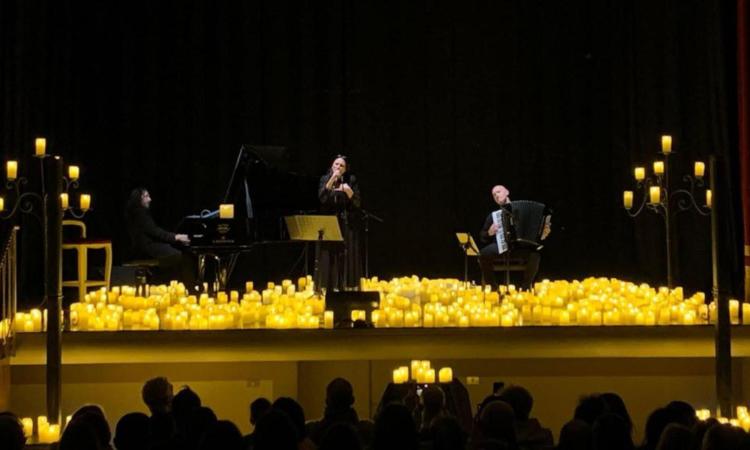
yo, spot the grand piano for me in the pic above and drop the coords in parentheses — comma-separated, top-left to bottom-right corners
(177, 145, 319, 291)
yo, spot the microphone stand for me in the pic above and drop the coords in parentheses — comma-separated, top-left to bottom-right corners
(360, 208, 384, 278)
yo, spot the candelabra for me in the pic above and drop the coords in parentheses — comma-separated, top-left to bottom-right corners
(622, 135, 711, 288)
(0, 137, 91, 426)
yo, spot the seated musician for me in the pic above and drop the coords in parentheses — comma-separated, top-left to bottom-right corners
(318, 155, 362, 291)
(125, 187, 194, 285)
(478, 185, 551, 290)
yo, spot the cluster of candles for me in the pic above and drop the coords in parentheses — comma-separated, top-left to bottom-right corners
(392, 360, 453, 384)
(360, 276, 746, 327)
(695, 406, 750, 431)
(20, 415, 73, 443)
(622, 135, 711, 210)
(57, 276, 329, 331)
(13, 309, 46, 332)
(2, 137, 91, 212)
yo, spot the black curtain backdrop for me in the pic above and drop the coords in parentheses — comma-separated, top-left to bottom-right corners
(0, 0, 742, 301)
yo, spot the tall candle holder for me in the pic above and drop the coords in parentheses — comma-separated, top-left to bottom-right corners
(1, 140, 90, 428)
(622, 135, 711, 288)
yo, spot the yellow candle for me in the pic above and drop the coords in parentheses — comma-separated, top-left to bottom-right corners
(653, 161, 664, 175)
(0, 197, 4, 212)
(661, 135, 672, 154)
(21, 417, 33, 438)
(694, 161, 705, 178)
(393, 368, 402, 384)
(68, 165, 80, 180)
(60, 193, 69, 209)
(706, 190, 712, 208)
(743, 303, 750, 324)
(47, 424, 60, 442)
(623, 191, 633, 209)
(7, 161, 17, 180)
(730, 300, 740, 324)
(634, 167, 645, 181)
(35, 137, 46, 156)
(424, 368, 436, 383)
(649, 186, 661, 204)
(219, 204, 234, 219)
(80, 194, 91, 210)
(438, 367, 453, 383)
(324, 311, 334, 329)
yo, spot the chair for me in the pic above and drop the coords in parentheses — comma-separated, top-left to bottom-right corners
(62, 220, 113, 301)
(122, 259, 160, 291)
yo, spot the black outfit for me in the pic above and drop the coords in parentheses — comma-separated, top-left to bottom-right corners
(318, 171, 362, 291)
(478, 205, 541, 290)
(125, 206, 192, 284)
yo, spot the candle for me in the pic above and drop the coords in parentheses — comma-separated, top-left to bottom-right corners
(661, 135, 672, 154)
(7, 161, 17, 180)
(649, 186, 661, 204)
(743, 303, 750, 324)
(219, 204, 235, 219)
(694, 161, 705, 178)
(623, 191, 633, 209)
(21, 417, 33, 438)
(324, 311, 334, 329)
(68, 165, 80, 180)
(35, 137, 46, 156)
(0, 197, 4, 212)
(653, 161, 664, 176)
(706, 190, 712, 208)
(438, 367, 453, 383)
(730, 300, 740, 324)
(634, 167, 645, 181)
(60, 193, 69, 209)
(410, 360, 421, 380)
(80, 194, 91, 210)
(424, 368, 436, 383)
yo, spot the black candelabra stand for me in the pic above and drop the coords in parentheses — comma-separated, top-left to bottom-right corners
(1, 140, 90, 426)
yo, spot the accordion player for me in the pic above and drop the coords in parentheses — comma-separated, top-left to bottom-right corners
(478, 185, 551, 290)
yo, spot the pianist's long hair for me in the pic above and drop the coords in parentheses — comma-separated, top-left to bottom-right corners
(126, 187, 148, 216)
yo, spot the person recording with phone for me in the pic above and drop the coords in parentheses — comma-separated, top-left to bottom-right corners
(318, 155, 362, 291)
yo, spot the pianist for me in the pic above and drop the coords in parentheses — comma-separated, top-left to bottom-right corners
(318, 155, 362, 291)
(125, 187, 192, 284)
(478, 185, 550, 290)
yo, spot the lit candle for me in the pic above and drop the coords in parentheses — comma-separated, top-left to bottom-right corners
(410, 360, 421, 380)
(706, 190, 712, 208)
(21, 417, 33, 438)
(60, 193, 69, 209)
(424, 368, 436, 383)
(634, 167, 645, 181)
(0, 197, 4, 212)
(653, 161, 664, 176)
(7, 161, 17, 180)
(393, 368, 402, 384)
(324, 311, 334, 329)
(438, 367, 453, 383)
(219, 204, 235, 219)
(730, 300, 740, 324)
(80, 194, 91, 210)
(661, 135, 672, 154)
(35, 137, 46, 156)
(694, 161, 705, 178)
(68, 165, 80, 180)
(743, 303, 750, 324)
(649, 186, 661, 204)
(623, 191, 633, 209)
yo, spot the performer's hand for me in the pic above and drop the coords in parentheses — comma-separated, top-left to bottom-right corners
(341, 183, 354, 198)
(541, 217, 552, 240)
(175, 234, 191, 244)
(488, 223, 499, 236)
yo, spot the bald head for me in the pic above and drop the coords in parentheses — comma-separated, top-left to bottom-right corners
(491, 185, 510, 206)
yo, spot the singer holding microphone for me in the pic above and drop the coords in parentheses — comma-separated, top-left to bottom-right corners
(318, 155, 362, 291)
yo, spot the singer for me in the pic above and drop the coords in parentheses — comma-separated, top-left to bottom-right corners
(318, 155, 362, 291)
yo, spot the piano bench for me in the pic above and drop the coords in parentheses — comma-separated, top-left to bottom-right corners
(122, 259, 160, 288)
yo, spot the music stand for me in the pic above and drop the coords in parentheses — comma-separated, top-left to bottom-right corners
(285, 215, 343, 293)
(455, 233, 479, 283)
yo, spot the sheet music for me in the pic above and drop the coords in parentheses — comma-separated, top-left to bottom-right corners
(491, 209, 509, 255)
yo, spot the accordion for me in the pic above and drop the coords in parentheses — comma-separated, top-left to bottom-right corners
(491, 200, 549, 254)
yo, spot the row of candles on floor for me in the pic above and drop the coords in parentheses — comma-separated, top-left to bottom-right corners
(11, 276, 750, 331)
(696, 406, 750, 432)
(19, 415, 73, 443)
(392, 360, 454, 384)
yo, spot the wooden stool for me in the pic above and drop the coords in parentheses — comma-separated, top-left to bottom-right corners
(122, 259, 160, 291)
(61, 220, 113, 301)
